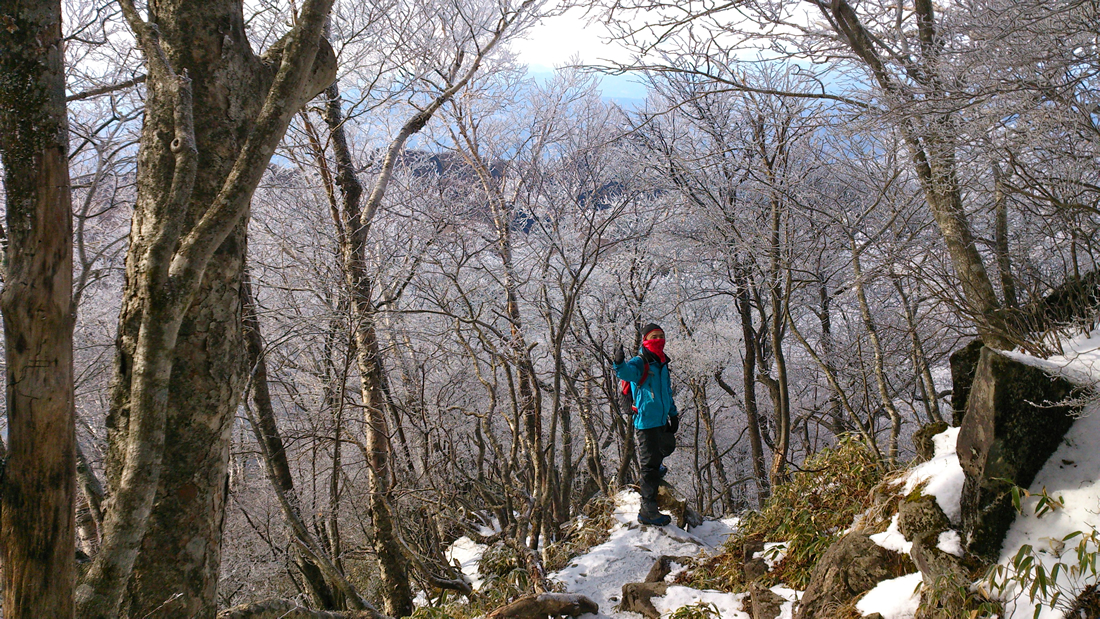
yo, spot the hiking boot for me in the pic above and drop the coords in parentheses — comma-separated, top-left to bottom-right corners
(638, 512, 671, 526)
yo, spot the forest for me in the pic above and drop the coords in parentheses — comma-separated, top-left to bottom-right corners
(0, 0, 1097, 617)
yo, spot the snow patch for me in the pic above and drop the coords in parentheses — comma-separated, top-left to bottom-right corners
(936, 530, 963, 557)
(689, 517, 740, 548)
(855, 572, 923, 619)
(549, 490, 740, 617)
(752, 542, 788, 570)
(445, 536, 486, 591)
(1001, 331, 1100, 387)
(902, 428, 965, 524)
(993, 398, 1100, 619)
(931, 426, 960, 459)
(651, 586, 750, 619)
(870, 514, 912, 554)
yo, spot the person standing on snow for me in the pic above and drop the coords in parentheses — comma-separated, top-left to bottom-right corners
(613, 323, 679, 526)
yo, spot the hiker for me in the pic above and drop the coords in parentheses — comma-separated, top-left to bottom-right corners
(613, 323, 679, 526)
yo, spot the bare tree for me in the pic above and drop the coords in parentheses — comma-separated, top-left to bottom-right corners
(77, 0, 337, 614)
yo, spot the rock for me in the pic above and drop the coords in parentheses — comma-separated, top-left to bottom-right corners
(749, 582, 786, 619)
(487, 593, 599, 619)
(643, 555, 692, 583)
(957, 347, 1080, 559)
(949, 339, 983, 426)
(911, 537, 970, 619)
(743, 540, 768, 582)
(658, 482, 705, 529)
(912, 422, 949, 462)
(794, 533, 908, 619)
(1020, 270, 1100, 333)
(620, 582, 667, 619)
(889, 493, 970, 619)
(897, 494, 950, 539)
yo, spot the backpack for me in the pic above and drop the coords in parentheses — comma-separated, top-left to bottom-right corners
(620, 361, 650, 413)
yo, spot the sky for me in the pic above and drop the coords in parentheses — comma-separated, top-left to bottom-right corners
(509, 7, 649, 103)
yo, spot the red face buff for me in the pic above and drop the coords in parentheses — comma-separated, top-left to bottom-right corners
(642, 338, 666, 360)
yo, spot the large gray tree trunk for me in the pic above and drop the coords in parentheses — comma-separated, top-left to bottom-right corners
(77, 0, 337, 615)
(0, 1, 77, 616)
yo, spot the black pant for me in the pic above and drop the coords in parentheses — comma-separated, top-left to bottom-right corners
(636, 427, 671, 514)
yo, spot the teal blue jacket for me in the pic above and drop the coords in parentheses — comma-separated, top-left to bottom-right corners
(614, 354, 678, 430)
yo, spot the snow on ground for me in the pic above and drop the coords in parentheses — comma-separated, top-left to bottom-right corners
(901, 426, 965, 524)
(870, 514, 913, 555)
(551, 490, 747, 618)
(1002, 330, 1100, 386)
(755, 542, 788, 570)
(990, 330, 1100, 619)
(863, 423, 967, 617)
(993, 401, 1100, 618)
(651, 587, 749, 619)
(446, 536, 489, 591)
(855, 572, 923, 619)
(442, 490, 746, 618)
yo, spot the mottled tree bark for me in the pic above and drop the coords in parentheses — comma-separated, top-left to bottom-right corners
(0, 1, 76, 615)
(79, 0, 337, 615)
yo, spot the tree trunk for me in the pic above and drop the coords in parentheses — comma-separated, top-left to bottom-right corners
(694, 380, 734, 513)
(241, 273, 344, 609)
(766, 197, 791, 487)
(822, 0, 1010, 349)
(992, 162, 1018, 309)
(815, 274, 845, 434)
(851, 237, 902, 465)
(733, 265, 769, 501)
(0, 1, 77, 615)
(891, 273, 944, 425)
(82, 0, 337, 614)
(318, 76, 417, 617)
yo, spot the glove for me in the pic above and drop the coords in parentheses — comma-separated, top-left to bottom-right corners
(666, 414, 679, 434)
(613, 345, 625, 365)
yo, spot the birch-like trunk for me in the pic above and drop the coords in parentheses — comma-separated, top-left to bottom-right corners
(850, 237, 902, 465)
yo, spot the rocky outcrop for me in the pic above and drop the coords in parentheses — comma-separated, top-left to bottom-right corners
(620, 555, 695, 619)
(912, 422, 949, 462)
(658, 482, 705, 529)
(957, 347, 1080, 559)
(949, 339, 984, 426)
(794, 533, 910, 619)
(749, 582, 786, 619)
(895, 495, 970, 619)
(486, 594, 598, 619)
(619, 582, 666, 619)
(742, 540, 769, 582)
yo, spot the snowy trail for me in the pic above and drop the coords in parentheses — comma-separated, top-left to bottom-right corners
(448, 489, 796, 619)
(550, 491, 746, 619)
